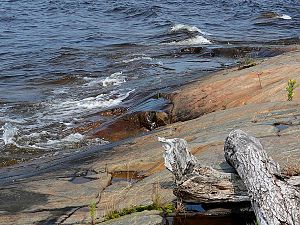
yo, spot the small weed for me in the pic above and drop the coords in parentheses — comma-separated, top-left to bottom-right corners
(257, 72, 262, 89)
(103, 195, 118, 221)
(89, 202, 97, 225)
(152, 182, 163, 208)
(103, 182, 174, 222)
(286, 79, 298, 101)
(163, 203, 174, 214)
(104, 203, 174, 221)
(238, 56, 257, 70)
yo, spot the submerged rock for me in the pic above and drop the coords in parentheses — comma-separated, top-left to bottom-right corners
(92, 101, 172, 141)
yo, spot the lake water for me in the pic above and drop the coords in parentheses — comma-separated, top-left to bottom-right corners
(0, 0, 299, 165)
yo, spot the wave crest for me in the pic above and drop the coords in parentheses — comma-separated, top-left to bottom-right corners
(1, 123, 18, 145)
(84, 72, 126, 87)
(165, 35, 212, 45)
(170, 24, 211, 35)
(278, 14, 292, 20)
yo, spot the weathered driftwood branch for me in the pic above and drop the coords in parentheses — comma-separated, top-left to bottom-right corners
(224, 129, 300, 225)
(159, 130, 300, 225)
(159, 137, 249, 203)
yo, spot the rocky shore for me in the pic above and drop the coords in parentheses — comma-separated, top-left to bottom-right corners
(1, 49, 300, 224)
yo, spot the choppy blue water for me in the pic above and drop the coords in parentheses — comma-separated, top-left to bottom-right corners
(0, 0, 299, 162)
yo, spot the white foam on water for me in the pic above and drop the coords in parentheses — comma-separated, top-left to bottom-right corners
(170, 24, 211, 35)
(63, 90, 131, 109)
(32, 133, 84, 149)
(166, 35, 212, 45)
(278, 14, 292, 20)
(1, 123, 18, 145)
(25, 131, 46, 138)
(63, 122, 73, 126)
(43, 89, 134, 120)
(1, 74, 133, 151)
(0, 117, 27, 124)
(34, 133, 109, 150)
(102, 72, 126, 87)
(122, 56, 153, 63)
(52, 87, 70, 94)
(62, 133, 84, 142)
(84, 72, 125, 87)
(13, 131, 85, 150)
(43, 133, 84, 146)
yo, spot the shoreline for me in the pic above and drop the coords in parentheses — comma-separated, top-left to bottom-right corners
(1, 45, 299, 169)
(1, 48, 300, 224)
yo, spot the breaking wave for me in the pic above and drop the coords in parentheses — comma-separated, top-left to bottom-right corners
(164, 23, 212, 45)
(84, 72, 126, 87)
(45, 89, 134, 120)
(278, 14, 292, 20)
(166, 35, 212, 45)
(170, 24, 211, 35)
(0, 88, 134, 151)
(1, 123, 18, 145)
(122, 56, 153, 63)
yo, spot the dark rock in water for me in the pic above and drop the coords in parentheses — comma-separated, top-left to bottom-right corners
(71, 107, 128, 135)
(180, 46, 293, 59)
(97, 107, 128, 117)
(0, 158, 24, 168)
(88, 96, 172, 141)
(258, 11, 279, 19)
(155, 111, 170, 127)
(44, 75, 81, 85)
(268, 37, 300, 46)
(73, 120, 102, 134)
(180, 47, 203, 54)
(92, 110, 171, 141)
(92, 112, 147, 142)
(209, 47, 255, 58)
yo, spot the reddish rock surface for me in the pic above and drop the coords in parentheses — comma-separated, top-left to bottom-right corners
(170, 49, 300, 122)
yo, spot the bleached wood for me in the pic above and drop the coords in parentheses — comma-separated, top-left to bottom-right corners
(224, 129, 300, 225)
(159, 137, 249, 203)
(159, 133, 300, 223)
(158, 137, 197, 181)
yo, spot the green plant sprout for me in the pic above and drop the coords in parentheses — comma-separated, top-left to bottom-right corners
(104, 203, 174, 221)
(238, 55, 257, 70)
(286, 79, 298, 101)
(89, 202, 97, 225)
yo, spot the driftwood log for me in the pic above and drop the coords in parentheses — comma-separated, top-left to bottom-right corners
(159, 136, 250, 203)
(225, 130, 300, 225)
(159, 129, 300, 225)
